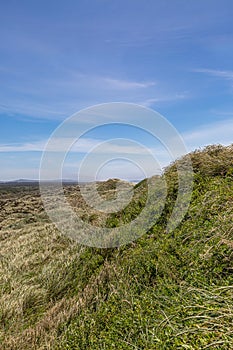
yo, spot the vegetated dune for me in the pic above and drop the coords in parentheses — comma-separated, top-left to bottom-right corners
(0, 144, 232, 349)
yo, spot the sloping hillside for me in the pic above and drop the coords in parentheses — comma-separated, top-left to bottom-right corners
(0, 145, 232, 349)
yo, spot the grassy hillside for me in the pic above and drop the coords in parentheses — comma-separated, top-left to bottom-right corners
(0, 145, 232, 349)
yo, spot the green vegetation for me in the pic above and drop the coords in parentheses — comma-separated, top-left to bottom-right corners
(0, 144, 232, 349)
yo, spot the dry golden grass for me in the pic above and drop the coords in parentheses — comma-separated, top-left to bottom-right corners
(0, 146, 232, 349)
(0, 186, 74, 348)
(0, 181, 131, 348)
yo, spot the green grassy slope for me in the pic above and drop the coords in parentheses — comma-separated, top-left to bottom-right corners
(0, 145, 232, 349)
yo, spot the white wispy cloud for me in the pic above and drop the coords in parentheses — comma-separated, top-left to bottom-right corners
(0, 137, 158, 156)
(182, 118, 233, 149)
(0, 140, 46, 152)
(2, 118, 232, 159)
(194, 68, 233, 81)
(104, 78, 156, 90)
(140, 92, 189, 107)
(0, 73, 157, 120)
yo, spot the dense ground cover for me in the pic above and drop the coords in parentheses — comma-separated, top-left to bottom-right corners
(0, 145, 232, 349)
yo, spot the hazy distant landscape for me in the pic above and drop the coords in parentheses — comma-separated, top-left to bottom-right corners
(0, 145, 232, 349)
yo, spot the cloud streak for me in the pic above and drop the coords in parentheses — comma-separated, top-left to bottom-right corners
(1, 118, 232, 156)
(194, 68, 233, 81)
(0, 137, 157, 156)
(183, 118, 233, 149)
(0, 73, 158, 120)
(1, 118, 232, 181)
(104, 78, 156, 90)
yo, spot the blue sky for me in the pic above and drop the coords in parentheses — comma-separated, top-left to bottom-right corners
(1, 0, 233, 180)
